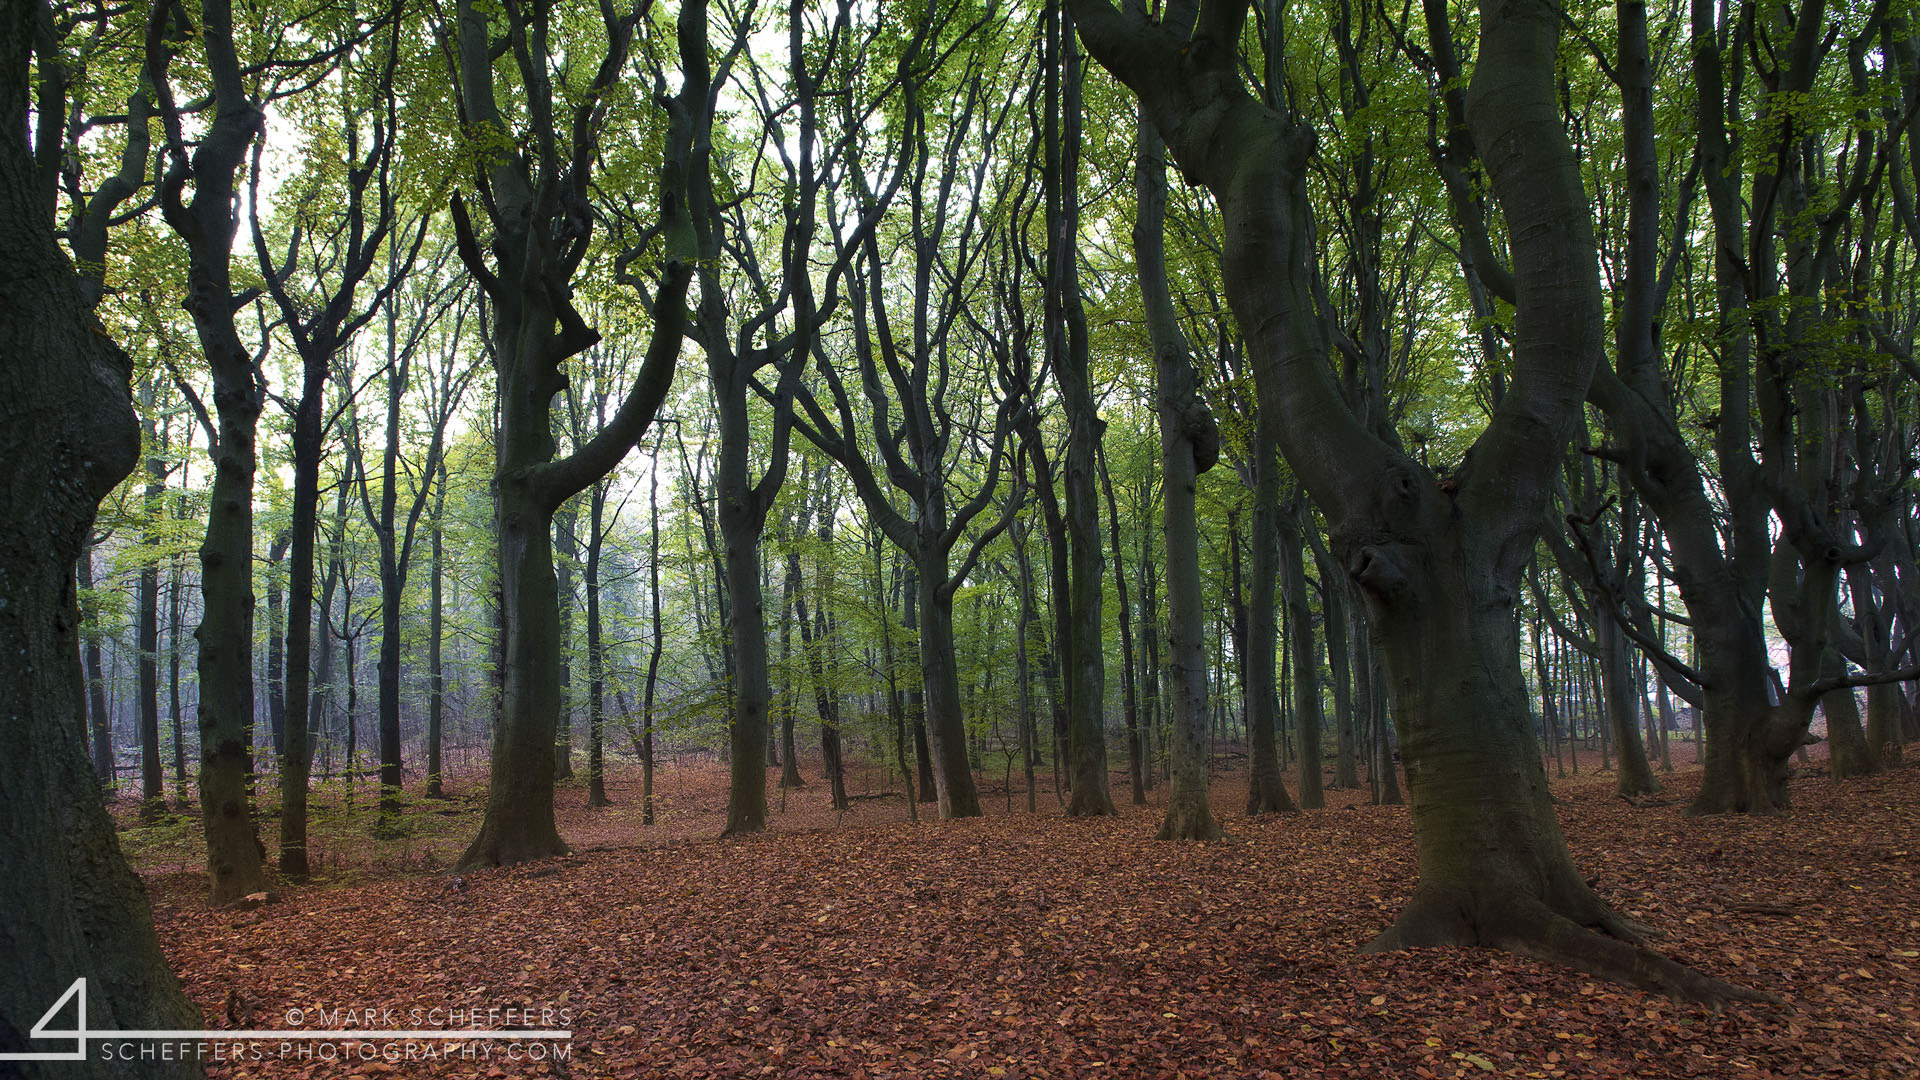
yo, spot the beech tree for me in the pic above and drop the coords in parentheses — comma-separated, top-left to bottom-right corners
(1070, 0, 1766, 999)
(2, 1, 201, 1071)
(448, 0, 703, 869)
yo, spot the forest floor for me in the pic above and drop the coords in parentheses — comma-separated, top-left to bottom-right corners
(120, 749, 1920, 1079)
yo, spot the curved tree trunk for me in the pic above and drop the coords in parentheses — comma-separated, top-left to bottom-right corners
(0, 20, 203, 1058)
(1135, 106, 1222, 842)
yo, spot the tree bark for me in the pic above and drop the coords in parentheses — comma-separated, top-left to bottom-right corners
(1134, 101, 1222, 841)
(1245, 422, 1296, 814)
(0, 5, 204, 1056)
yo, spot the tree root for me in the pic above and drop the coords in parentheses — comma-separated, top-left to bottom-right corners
(1156, 803, 1227, 841)
(1363, 888, 1780, 1008)
(457, 823, 570, 871)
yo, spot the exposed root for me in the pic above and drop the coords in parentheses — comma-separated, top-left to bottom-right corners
(1497, 910, 1779, 1008)
(457, 823, 570, 871)
(1156, 803, 1227, 841)
(1363, 887, 1780, 1008)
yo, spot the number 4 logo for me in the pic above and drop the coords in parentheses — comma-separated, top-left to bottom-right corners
(1, 978, 88, 1062)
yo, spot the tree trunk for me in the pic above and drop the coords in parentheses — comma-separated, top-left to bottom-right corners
(1098, 448, 1146, 805)
(586, 483, 612, 808)
(1072, 0, 1763, 1001)
(193, 347, 268, 904)
(1595, 607, 1660, 797)
(554, 500, 578, 783)
(775, 533, 804, 791)
(716, 380, 772, 835)
(461, 476, 570, 867)
(1279, 500, 1325, 809)
(920, 553, 983, 818)
(1134, 108, 1222, 842)
(263, 532, 287, 763)
(79, 541, 114, 789)
(278, 354, 335, 880)
(426, 466, 447, 799)
(1245, 423, 1296, 814)
(0, 36, 204, 1058)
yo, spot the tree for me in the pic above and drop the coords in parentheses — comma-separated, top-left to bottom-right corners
(1, 0, 201, 1068)
(1132, 72, 1224, 842)
(148, 0, 283, 905)
(448, 0, 700, 869)
(1072, 0, 1764, 1000)
(785, 6, 1025, 819)
(1044, 0, 1115, 817)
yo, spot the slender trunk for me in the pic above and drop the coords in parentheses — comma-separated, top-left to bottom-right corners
(554, 500, 578, 783)
(1098, 448, 1145, 805)
(426, 466, 447, 798)
(643, 458, 664, 826)
(169, 551, 189, 806)
(1137, 108, 1222, 841)
(278, 362, 332, 879)
(79, 541, 114, 788)
(263, 534, 286, 763)
(1279, 500, 1325, 809)
(1245, 423, 1295, 813)
(586, 483, 612, 807)
(1013, 520, 1041, 813)
(776, 530, 804, 791)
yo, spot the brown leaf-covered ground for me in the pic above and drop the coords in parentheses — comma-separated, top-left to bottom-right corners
(125, 750, 1920, 1078)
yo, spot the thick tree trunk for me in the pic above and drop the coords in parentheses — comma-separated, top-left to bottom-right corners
(716, 388, 772, 835)
(1819, 647, 1876, 781)
(1595, 608, 1660, 798)
(460, 477, 570, 867)
(194, 356, 268, 904)
(1156, 431, 1222, 841)
(0, 41, 204, 1061)
(920, 555, 984, 818)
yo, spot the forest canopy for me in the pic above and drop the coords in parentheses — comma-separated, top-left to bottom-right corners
(4, 0, 1919, 1073)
